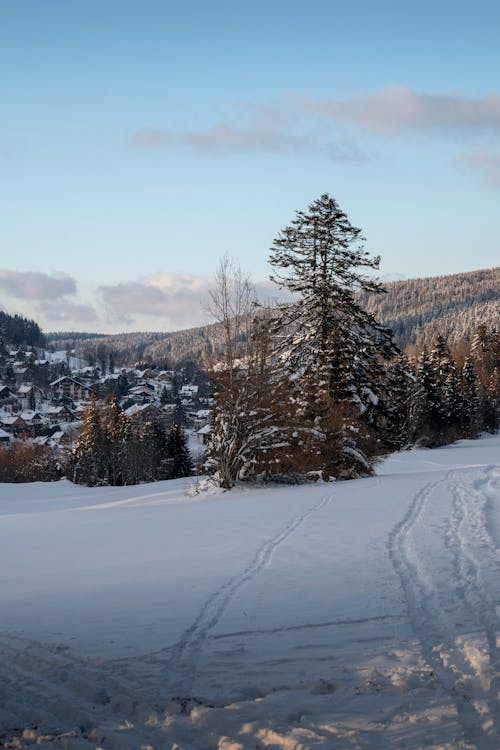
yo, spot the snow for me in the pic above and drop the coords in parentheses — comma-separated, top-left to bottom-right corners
(1, 434, 500, 749)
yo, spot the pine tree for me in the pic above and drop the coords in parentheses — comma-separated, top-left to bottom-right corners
(102, 396, 127, 485)
(268, 193, 398, 477)
(460, 357, 480, 438)
(140, 419, 170, 481)
(166, 422, 193, 478)
(70, 398, 106, 485)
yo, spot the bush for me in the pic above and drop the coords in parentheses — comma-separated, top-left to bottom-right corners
(0, 441, 61, 482)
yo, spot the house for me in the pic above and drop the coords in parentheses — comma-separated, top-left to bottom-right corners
(128, 385, 156, 403)
(43, 405, 76, 425)
(196, 423, 211, 445)
(50, 376, 93, 402)
(19, 411, 45, 435)
(0, 415, 27, 436)
(124, 403, 164, 423)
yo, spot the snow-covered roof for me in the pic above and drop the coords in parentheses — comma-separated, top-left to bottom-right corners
(1, 415, 25, 425)
(17, 384, 34, 394)
(20, 411, 43, 422)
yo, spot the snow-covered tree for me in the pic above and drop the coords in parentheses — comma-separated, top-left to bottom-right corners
(70, 397, 106, 485)
(460, 357, 480, 438)
(268, 193, 398, 477)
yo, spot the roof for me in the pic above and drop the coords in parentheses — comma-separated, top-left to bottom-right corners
(1, 416, 25, 425)
(197, 424, 212, 435)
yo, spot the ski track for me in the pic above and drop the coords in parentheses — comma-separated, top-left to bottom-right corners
(389, 464, 500, 749)
(159, 492, 334, 708)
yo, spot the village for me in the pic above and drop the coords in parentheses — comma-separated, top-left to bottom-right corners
(0, 345, 213, 459)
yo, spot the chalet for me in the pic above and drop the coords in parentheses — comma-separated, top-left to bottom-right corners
(43, 404, 76, 425)
(124, 403, 163, 423)
(0, 415, 27, 436)
(19, 411, 45, 434)
(50, 376, 93, 402)
(128, 385, 156, 403)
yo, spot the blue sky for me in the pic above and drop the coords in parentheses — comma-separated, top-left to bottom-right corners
(1, 0, 499, 333)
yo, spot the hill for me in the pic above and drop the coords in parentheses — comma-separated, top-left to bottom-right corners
(0, 310, 46, 348)
(47, 266, 499, 363)
(358, 265, 499, 349)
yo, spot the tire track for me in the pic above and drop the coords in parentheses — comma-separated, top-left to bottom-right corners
(159, 492, 334, 707)
(388, 471, 500, 749)
(445, 467, 500, 731)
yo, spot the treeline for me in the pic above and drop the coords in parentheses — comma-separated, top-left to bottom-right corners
(383, 326, 499, 449)
(48, 324, 228, 370)
(0, 311, 46, 348)
(67, 398, 193, 486)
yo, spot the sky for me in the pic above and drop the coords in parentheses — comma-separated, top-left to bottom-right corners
(1, 0, 499, 334)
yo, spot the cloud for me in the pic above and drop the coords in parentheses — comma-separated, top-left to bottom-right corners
(99, 272, 214, 328)
(35, 300, 99, 324)
(0, 270, 77, 300)
(455, 150, 500, 188)
(302, 87, 500, 138)
(131, 88, 500, 161)
(131, 129, 174, 148)
(131, 113, 367, 161)
(99, 273, 295, 330)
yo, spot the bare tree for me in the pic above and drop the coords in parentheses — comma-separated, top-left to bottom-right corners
(206, 255, 256, 377)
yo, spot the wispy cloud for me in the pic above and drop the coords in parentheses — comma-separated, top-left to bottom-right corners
(296, 87, 500, 138)
(0, 270, 76, 300)
(99, 272, 214, 328)
(35, 300, 99, 324)
(131, 87, 500, 162)
(99, 273, 294, 329)
(455, 150, 500, 188)
(131, 109, 367, 161)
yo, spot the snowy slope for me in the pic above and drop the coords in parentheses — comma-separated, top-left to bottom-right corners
(1, 435, 500, 749)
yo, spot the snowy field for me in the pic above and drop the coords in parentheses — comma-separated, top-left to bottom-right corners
(1, 435, 500, 749)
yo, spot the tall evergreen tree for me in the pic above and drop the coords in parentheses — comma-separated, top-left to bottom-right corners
(268, 193, 398, 477)
(460, 357, 480, 438)
(70, 398, 106, 485)
(166, 422, 193, 478)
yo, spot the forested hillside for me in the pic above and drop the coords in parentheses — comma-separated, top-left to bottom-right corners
(47, 266, 499, 364)
(358, 266, 499, 348)
(0, 311, 46, 348)
(48, 324, 227, 367)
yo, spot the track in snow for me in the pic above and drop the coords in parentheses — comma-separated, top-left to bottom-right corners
(159, 492, 334, 708)
(388, 465, 500, 749)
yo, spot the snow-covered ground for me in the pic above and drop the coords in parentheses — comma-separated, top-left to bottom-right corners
(1, 435, 500, 749)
